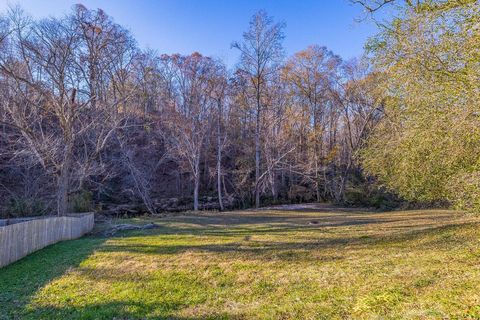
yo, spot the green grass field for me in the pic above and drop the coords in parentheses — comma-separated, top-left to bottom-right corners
(1, 206, 480, 319)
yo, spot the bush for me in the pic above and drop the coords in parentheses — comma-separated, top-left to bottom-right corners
(70, 190, 93, 213)
(344, 182, 402, 210)
(5, 197, 46, 217)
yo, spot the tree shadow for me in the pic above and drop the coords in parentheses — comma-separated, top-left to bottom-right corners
(154, 209, 460, 234)
(0, 234, 243, 319)
(99, 221, 480, 262)
(25, 301, 244, 320)
(158, 212, 384, 227)
(1, 210, 476, 319)
(122, 216, 410, 239)
(0, 237, 105, 320)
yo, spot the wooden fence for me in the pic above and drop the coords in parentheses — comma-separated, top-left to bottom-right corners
(0, 213, 94, 268)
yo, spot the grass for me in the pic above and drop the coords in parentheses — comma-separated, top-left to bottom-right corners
(1, 206, 480, 319)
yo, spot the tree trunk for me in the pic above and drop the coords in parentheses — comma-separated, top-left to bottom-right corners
(193, 180, 199, 211)
(57, 150, 72, 216)
(193, 158, 200, 211)
(254, 84, 261, 209)
(217, 100, 224, 211)
(255, 110, 261, 208)
(313, 103, 321, 202)
(217, 158, 223, 211)
(270, 170, 277, 201)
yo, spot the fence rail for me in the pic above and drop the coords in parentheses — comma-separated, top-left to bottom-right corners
(0, 213, 94, 268)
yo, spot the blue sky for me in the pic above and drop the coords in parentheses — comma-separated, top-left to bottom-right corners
(0, 0, 384, 67)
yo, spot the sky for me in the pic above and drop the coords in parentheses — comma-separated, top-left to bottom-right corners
(0, 0, 385, 68)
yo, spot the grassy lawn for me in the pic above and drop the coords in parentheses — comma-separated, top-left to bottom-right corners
(1, 206, 480, 319)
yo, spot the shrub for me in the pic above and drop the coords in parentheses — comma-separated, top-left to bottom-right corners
(5, 197, 46, 217)
(70, 190, 93, 213)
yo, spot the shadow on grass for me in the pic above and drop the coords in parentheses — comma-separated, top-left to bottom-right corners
(0, 235, 241, 319)
(100, 221, 480, 261)
(149, 209, 460, 238)
(120, 219, 398, 239)
(26, 301, 243, 320)
(1, 209, 476, 319)
(159, 213, 395, 228)
(0, 237, 104, 320)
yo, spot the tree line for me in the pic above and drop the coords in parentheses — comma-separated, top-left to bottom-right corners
(0, 0, 477, 216)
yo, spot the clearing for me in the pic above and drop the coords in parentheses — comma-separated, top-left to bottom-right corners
(1, 205, 480, 319)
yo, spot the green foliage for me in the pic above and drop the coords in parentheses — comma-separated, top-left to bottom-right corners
(362, 1, 480, 212)
(5, 197, 45, 217)
(448, 171, 480, 213)
(69, 190, 93, 213)
(344, 178, 401, 210)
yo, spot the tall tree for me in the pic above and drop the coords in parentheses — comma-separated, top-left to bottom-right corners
(283, 45, 342, 201)
(161, 53, 221, 211)
(232, 10, 285, 208)
(210, 62, 228, 211)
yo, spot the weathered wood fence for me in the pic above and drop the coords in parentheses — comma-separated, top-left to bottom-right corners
(0, 213, 94, 268)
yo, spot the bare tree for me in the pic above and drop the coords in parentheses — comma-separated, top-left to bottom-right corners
(283, 45, 342, 201)
(0, 7, 135, 215)
(160, 53, 220, 211)
(209, 62, 228, 211)
(232, 10, 285, 208)
(330, 60, 384, 201)
(0, 4, 393, 217)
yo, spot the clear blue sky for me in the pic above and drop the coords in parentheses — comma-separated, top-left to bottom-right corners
(0, 0, 384, 67)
